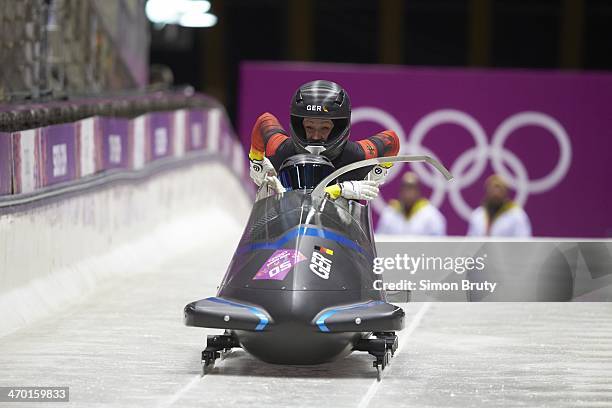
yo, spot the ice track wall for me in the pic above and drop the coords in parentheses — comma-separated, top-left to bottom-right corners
(0, 158, 251, 338)
(0, 103, 252, 338)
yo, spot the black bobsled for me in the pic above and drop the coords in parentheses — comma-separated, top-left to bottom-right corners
(184, 154, 452, 379)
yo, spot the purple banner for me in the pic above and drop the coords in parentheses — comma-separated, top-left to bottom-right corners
(149, 112, 174, 160)
(219, 112, 233, 160)
(100, 117, 130, 170)
(76, 117, 102, 177)
(40, 124, 77, 187)
(11, 130, 41, 194)
(239, 62, 612, 238)
(0, 102, 250, 198)
(186, 110, 207, 151)
(0, 133, 12, 194)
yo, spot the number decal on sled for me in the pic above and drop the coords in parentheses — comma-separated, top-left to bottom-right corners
(268, 260, 292, 278)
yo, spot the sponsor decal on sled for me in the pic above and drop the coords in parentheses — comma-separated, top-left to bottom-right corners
(253, 249, 307, 281)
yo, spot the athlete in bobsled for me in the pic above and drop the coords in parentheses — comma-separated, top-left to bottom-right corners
(184, 80, 453, 380)
(248, 79, 399, 199)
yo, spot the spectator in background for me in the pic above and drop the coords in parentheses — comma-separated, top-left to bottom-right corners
(467, 174, 532, 237)
(148, 64, 174, 91)
(376, 172, 446, 236)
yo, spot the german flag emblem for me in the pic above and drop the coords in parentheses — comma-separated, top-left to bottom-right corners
(314, 245, 333, 256)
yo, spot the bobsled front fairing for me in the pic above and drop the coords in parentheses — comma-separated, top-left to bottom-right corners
(185, 155, 453, 373)
(184, 296, 272, 331)
(184, 188, 404, 364)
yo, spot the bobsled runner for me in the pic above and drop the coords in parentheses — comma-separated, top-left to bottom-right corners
(184, 154, 452, 380)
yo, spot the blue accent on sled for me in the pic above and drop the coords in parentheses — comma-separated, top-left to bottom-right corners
(206, 297, 269, 331)
(239, 226, 366, 255)
(316, 301, 384, 332)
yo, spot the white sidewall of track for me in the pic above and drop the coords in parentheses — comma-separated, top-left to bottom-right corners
(0, 161, 251, 338)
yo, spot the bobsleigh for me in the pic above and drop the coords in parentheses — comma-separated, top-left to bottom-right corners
(184, 154, 452, 379)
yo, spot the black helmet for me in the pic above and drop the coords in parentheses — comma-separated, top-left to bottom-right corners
(289, 80, 351, 160)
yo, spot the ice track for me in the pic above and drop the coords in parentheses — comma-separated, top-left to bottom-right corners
(1, 224, 611, 407)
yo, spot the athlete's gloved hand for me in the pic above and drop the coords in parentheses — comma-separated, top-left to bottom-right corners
(325, 180, 379, 201)
(341, 180, 379, 200)
(367, 163, 393, 185)
(264, 174, 286, 193)
(249, 156, 276, 187)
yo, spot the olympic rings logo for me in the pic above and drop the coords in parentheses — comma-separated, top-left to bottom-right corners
(352, 107, 572, 220)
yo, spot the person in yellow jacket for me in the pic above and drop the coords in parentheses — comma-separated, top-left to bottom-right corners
(376, 172, 446, 236)
(467, 174, 532, 237)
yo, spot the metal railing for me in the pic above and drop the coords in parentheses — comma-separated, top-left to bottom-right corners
(0, 87, 224, 132)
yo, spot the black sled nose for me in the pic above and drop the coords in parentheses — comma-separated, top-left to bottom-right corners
(184, 297, 273, 331)
(312, 300, 405, 333)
